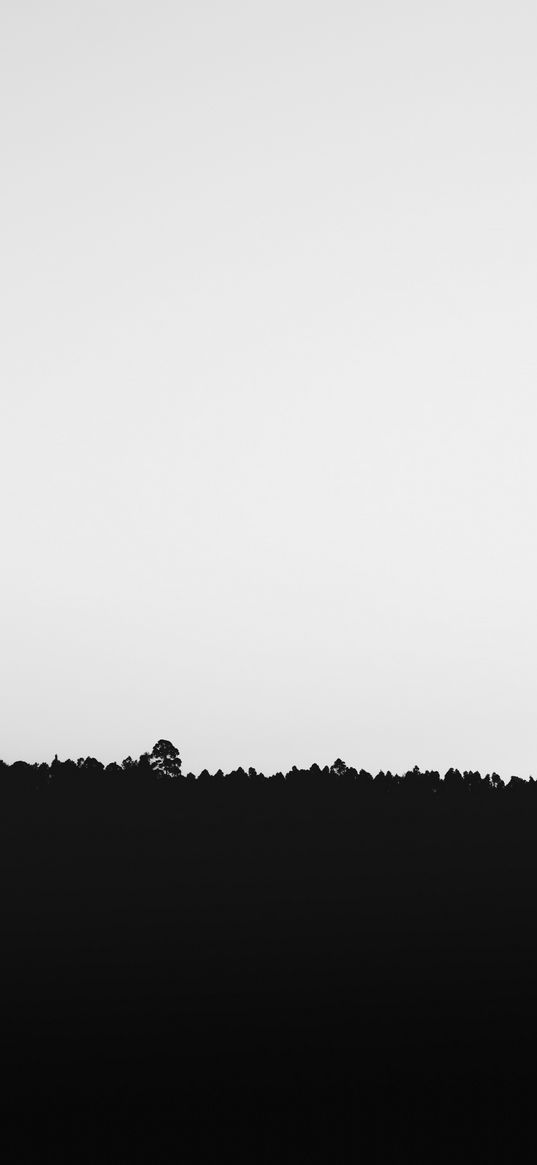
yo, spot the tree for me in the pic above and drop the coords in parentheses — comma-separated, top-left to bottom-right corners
(150, 739, 182, 779)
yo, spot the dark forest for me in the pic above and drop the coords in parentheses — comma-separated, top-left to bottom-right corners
(1, 737, 533, 800)
(3, 741, 537, 1161)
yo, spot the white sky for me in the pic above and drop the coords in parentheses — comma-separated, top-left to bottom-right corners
(1, 1, 536, 776)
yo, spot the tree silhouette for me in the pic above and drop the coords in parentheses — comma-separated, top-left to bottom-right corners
(150, 739, 182, 779)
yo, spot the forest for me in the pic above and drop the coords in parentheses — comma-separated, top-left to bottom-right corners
(0, 737, 532, 802)
(3, 739, 537, 1162)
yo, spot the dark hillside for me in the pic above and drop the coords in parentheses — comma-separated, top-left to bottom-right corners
(2, 751, 537, 1161)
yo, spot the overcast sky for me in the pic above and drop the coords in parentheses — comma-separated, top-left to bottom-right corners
(2, 1, 536, 776)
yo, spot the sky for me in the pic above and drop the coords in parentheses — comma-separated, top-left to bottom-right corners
(1, 1, 536, 777)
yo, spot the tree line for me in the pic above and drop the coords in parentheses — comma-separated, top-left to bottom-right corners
(0, 737, 534, 799)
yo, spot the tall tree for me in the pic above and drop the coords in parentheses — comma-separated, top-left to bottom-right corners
(150, 740, 182, 779)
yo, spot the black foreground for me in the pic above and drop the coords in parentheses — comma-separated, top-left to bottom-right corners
(3, 774, 537, 1162)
